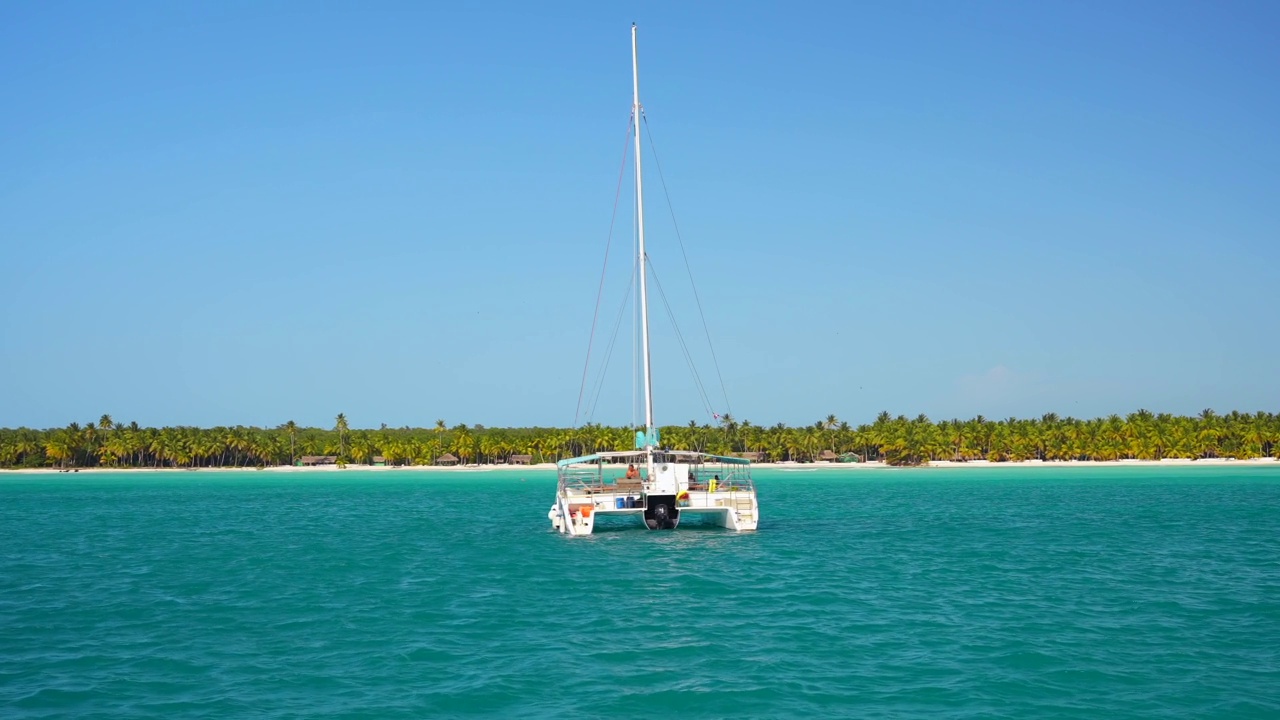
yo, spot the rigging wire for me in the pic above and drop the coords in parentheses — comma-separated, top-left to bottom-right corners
(640, 112, 735, 418)
(647, 261, 717, 421)
(585, 267, 635, 422)
(579, 109, 735, 429)
(573, 117, 634, 428)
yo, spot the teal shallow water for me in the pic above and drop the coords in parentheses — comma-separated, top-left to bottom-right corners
(3, 467, 1279, 718)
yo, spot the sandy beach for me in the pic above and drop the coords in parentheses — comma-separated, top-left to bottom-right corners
(2, 457, 1276, 474)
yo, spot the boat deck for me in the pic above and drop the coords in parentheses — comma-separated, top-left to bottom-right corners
(551, 451, 759, 535)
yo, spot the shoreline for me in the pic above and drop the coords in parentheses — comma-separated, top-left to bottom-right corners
(1, 457, 1276, 474)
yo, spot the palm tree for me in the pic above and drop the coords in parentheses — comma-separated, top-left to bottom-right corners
(97, 414, 115, 462)
(150, 429, 177, 467)
(335, 413, 350, 460)
(1242, 411, 1272, 458)
(450, 424, 474, 464)
(349, 431, 374, 465)
(14, 430, 41, 466)
(7, 410, 1280, 471)
(195, 433, 223, 467)
(44, 431, 75, 468)
(822, 414, 839, 452)
(1196, 409, 1220, 459)
(282, 420, 299, 466)
(479, 434, 501, 464)
(718, 413, 738, 451)
(0, 433, 17, 467)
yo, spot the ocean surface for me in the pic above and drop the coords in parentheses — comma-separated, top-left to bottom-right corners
(3, 466, 1279, 718)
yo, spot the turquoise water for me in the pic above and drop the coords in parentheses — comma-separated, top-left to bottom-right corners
(3, 466, 1279, 718)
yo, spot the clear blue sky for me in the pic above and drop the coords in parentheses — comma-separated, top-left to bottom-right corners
(2, 1, 1277, 430)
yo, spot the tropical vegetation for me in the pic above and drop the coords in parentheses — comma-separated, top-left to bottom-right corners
(2, 410, 1278, 469)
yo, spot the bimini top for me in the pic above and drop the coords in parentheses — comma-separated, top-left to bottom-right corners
(556, 450, 751, 468)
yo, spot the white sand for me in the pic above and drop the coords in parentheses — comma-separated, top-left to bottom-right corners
(2, 457, 1276, 474)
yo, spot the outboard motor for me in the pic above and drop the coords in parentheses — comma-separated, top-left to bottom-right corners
(644, 495, 679, 530)
(641, 462, 686, 530)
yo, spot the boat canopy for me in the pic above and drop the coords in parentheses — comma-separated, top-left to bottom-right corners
(556, 453, 603, 468)
(556, 450, 750, 468)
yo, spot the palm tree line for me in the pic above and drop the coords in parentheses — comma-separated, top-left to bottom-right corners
(1, 410, 1277, 469)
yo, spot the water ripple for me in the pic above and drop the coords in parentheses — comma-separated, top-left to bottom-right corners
(2, 468, 1279, 717)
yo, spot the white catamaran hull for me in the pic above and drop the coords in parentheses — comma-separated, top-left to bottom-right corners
(551, 453, 758, 535)
(549, 500, 758, 535)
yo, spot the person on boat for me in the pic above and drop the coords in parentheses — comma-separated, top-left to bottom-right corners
(625, 464, 640, 480)
(709, 474, 720, 492)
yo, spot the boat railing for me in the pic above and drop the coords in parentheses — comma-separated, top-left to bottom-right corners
(557, 460, 641, 496)
(558, 454, 756, 506)
(558, 464, 603, 495)
(687, 461, 755, 494)
(678, 486, 755, 510)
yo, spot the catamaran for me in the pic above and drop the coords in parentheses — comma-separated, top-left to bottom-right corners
(548, 25, 760, 535)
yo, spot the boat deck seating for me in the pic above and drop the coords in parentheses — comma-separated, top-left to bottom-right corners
(576, 478, 646, 494)
(575, 479, 750, 494)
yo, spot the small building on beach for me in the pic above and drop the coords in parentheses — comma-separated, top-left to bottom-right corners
(509, 454, 532, 465)
(299, 455, 338, 466)
(734, 451, 765, 462)
(436, 453, 459, 466)
(372, 456, 387, 466)
(818, 450, 839, 462)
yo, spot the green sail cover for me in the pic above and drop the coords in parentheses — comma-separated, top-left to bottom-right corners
(633, 428, 661, 449)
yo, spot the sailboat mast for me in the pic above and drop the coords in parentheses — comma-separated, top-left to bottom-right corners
(632, 23, 656, 449)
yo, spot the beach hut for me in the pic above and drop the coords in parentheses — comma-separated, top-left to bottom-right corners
(818, 450, 839, 462)
(509, 454, 532, 465)
(435, 453, 459, 466)
(372, 456, 387, 466)
(299, 455, 338, 466)
(735, 451, 764, 462)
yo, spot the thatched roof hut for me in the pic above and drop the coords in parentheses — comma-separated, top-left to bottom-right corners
(436, 453, 459, 466)
(299, 455, 337, 466)
(734, 451, 764, 462)
(509, 454, 532, 465)
(818, 450, 839, 462)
